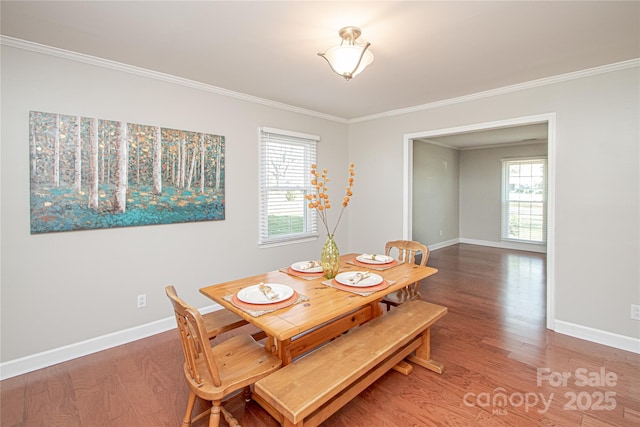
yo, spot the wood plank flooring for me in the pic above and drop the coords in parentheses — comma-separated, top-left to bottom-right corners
(2, 244, 639, 426)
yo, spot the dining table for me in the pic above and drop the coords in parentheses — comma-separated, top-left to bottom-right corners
(199, 252, 439, 368)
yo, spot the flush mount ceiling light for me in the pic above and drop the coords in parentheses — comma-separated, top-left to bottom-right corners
(318, 26, 374, 81)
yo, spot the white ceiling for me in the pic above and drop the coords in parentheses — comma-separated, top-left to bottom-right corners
(417, 123, 549, 150)
(1, 1, 639, 121)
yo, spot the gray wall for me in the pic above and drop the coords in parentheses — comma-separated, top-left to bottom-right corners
(459, 143, 548, 247)
(412, 141, 547, 251)
(348, 66, 639, 343)
(1, 45, 349, 363)
(412, 142, 459, 246)
(2, 42, 638, 373)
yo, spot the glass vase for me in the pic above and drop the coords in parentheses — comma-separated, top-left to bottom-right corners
(321, 234, 340, 279)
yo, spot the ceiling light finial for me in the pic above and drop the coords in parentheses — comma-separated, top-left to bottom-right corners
(318, 26, 374, 81)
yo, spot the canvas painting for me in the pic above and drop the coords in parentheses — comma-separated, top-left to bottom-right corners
(29, 111, 225, 233)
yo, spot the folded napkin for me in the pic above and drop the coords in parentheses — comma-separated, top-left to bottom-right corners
(258, 283, 279, 301)
(348, 271, 371, 285)
(362, 253, 388, 262)
(298, 260, 321, 271)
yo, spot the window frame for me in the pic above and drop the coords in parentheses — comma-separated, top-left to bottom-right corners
(501, 157, 547, 244)
(258, 127, 319, 247)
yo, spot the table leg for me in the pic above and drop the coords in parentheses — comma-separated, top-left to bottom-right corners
(265, 336, 275, 354)
(277, 338, 293, 366)
(369, 299, 383, 319)
(405, 328, 444, 374)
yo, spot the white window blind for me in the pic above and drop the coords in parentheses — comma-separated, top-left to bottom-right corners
(501, 158, 547, 244)
(259, 127, 318, 246)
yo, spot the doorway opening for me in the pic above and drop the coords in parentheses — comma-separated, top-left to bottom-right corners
(402, 113, 556, 330)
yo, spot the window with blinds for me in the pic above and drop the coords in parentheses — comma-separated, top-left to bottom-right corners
(501, 158, 547, 244)
(259, 127, 318, 246)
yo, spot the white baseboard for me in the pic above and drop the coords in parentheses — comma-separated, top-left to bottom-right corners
(554, 320, 640, 354)
(0, 303, 223, 380)
(458, 238, 547, 253)
(427, 238, 547, 253)
(427, 238, 460, 251)
(4, 284, 637, 380)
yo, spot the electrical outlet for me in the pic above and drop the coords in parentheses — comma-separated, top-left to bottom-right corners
(137, 294, 147, 309)
(631, 304, 640, 321)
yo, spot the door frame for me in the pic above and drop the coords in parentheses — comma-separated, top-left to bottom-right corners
(402, 113, 556, 330)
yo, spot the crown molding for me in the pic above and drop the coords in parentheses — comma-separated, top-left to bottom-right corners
(2, 36, 637, 126)
(0, 36, 349, 124)
(350, 58, 640, 123)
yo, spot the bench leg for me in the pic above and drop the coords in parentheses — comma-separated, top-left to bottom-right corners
(405, 328, 445, 374)
(391, 360, 414, 375)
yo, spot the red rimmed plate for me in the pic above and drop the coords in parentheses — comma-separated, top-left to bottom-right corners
(290, 260, 323, 273)
(231, 291, 299, 311)
(237, 283, 294, 304)
(287, 266, 323, 277)
(352, 258, 399, 268)
(330, 279, 390, 293)
(335, 271, 383, 287)
(356, 254, 394, 264)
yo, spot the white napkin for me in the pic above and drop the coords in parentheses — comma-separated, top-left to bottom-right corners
(258, 283, 279, 300)
(349, 271, 371, 285)
(362, 253, 387, 262)
(299, 260, 321, 270)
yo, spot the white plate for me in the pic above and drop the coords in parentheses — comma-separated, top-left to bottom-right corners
(237, 283, 294, 304)
(291, 260, 323, 273)
(335, 271, 383, 287)
(356, 254, 394, 265)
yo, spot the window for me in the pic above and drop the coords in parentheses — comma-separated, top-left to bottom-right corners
(501, 158, 547, 243)
(259, 127, 318, 246)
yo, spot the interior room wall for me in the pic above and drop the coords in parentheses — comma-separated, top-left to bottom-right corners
(0, 46, 349, 367)
(347, 65, 639, 348)
(411, 142, 459, 247)
(459, 142, 548, 251)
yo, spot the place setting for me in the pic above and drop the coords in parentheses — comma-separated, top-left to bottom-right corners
(348, 253, 399, 270)
(224, 282, 309, 317)
(322, 270, 393, 296)
(280, 260, 325, 280)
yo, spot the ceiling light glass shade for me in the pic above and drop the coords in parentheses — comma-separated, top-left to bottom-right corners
(318, 27, 374, 81)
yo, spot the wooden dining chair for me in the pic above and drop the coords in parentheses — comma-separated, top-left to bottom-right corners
(165, 285, 282, 427)
(381, 240, 430, 311)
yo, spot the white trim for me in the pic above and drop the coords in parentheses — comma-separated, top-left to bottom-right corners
(429, 238, 547, 253)
(403, 113, 557, 330)
(2, 36, 637, 125)
(555, 321, 640, 354)
(459, 238, 547, 253)
(352, 59, 640, 123)
(0, 303, 224, 380)
(427, 238, 460, 251)
(259, 127, 320, 142)
(0, 36, 348, 124)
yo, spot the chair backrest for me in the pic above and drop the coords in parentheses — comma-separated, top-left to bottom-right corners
(165, 285, 222, 387)
(385, 240, 429, 267)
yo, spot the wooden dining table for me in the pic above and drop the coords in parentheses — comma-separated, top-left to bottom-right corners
(199, 253, 439, 368)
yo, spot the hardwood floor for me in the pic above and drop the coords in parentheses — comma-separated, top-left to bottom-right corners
(2, 244, 639, 426)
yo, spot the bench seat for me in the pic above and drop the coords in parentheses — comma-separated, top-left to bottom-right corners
(253, 300, 447, 427)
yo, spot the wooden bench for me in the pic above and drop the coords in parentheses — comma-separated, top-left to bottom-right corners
(253, 300, 447, 427)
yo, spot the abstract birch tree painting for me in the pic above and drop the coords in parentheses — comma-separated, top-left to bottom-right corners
(29, 111, 225, 233)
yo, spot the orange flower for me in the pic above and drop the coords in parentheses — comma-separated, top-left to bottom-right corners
(308, 163, 355, 236)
